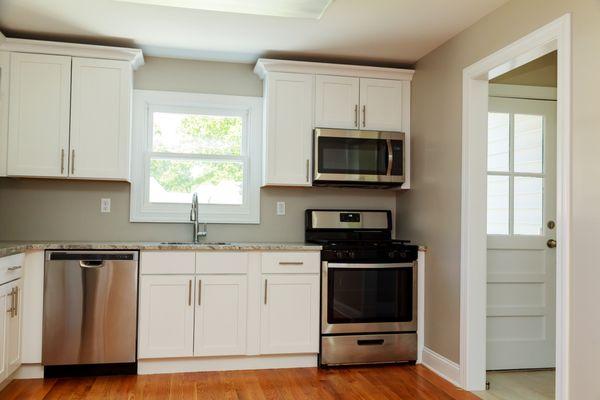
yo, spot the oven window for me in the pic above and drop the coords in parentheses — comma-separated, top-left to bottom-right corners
(318, 137, 388, 175)
(327, 267, 413, 324)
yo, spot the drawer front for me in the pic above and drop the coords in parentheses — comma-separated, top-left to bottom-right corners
(0, 253, 25, 284)
(321, 333, 417, 366)
(140, 251, 195, 275)
(196, 252, 249, 274)
(261, 252, 320, 274)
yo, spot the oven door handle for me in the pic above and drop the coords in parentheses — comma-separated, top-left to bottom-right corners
(326, 262, 414, 269)
(386, 139, 393, 176)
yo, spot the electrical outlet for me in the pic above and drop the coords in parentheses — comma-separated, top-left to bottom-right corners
(276, 201, 286, 216)
(100, 198, 111, 213)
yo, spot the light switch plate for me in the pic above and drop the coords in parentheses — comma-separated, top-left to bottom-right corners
(276, 201, 286, 216)
(100, 198, 111, 213)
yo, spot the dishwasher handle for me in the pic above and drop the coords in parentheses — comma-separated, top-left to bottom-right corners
(47, 251, 138, 261)
(79, 260, 105, 268)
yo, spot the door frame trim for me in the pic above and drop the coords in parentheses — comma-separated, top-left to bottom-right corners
(460, 14, 571, 399)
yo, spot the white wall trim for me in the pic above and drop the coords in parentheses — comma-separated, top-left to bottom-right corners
(489, 83, 557, 100)
(138, 354, 317, 375)
(460, 14, 571, 398)
(254, 58, 414, 81)
(0, 37, 144, 70)
(422, 347, 461, 387)
(13, 364, 44, 379)
(417, 249, 426, 364)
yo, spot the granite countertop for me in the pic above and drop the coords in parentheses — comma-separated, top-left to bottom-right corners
(0, 241, 323, 258)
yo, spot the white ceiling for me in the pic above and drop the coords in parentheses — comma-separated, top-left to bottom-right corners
(0, 0, 508, 65)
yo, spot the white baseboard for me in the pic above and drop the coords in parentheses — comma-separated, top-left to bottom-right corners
(14, 364, 44, 379)
(421, 347, 461, 387)
(138, 354, 318, 375)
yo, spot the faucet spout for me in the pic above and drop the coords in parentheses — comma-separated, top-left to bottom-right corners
(190, 193, 207, 243)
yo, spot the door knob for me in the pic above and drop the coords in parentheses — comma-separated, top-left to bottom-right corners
(547, 239, 557, 248)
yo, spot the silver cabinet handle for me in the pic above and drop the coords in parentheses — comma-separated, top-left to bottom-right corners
(71, 149, 75, 174)
(264, 279, 268, 305)
(7, 265, 22, 271)
(7, 287, 15, 318)
(306, 159, 310, 182)
(354, 104, 358, 127)
(60, 149, 65, 174)
(362, 105, 366, 127)
(279, 261, 303, 265)
(14, 286, 18, 317)
(188, 279, 192, 306)
(198, 279, 202, 306)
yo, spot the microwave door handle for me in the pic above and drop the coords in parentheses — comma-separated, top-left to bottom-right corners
(386, 139, 393, 176)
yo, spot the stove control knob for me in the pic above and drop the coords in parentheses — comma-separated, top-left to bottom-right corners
(388, 251, 397, 259)
(336, 251, 345, 259)
(348, 251, 356, 259)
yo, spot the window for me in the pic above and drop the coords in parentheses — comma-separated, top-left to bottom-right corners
(131, 90, 262, 223)
(487, 111, 545, 235)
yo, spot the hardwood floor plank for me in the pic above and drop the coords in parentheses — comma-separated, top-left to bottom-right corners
(0, 365, 480, 400)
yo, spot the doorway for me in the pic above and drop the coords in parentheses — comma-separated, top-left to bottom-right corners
(459, 14, 570, 400)
(476, 52, 557, 400)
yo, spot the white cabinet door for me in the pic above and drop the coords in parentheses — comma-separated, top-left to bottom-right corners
(260, 274, 319, 354)
(0, 284, 9, 382)
(69, 58, 132, 180)
(7, 53, 71, 177)
(0, 52, 9, 177)
(194, 275, 247, 356)
(138, 275, 195, 359)
(315, 75, 360, 129)
(263, 72, 314, 186)
(359, 78, 404, 132)
(6, 279, 22, 376)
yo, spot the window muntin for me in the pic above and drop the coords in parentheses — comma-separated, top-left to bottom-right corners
(487, 112, 545, 236)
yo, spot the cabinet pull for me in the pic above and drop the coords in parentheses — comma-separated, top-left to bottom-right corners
(306, 160, 310, 182)
(60, 149, 65, 174)
(188, 279, 192, 306)
(279, 261, 303, 265)
(264, 279, 268, 305)
(7, 265, 21, 271)
(198, 280, 202, 306)
(7, 287, 15, 318)
(71, 149, 75, 174)
(354, 104, 358, 127)
(362, 105, 366, 127)
(14, 286, 18, 317)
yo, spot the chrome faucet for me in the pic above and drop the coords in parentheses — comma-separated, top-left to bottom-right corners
(190, 193, 207, 243)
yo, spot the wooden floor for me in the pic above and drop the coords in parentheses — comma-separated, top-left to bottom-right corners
(0, 365, 480, 400)
(474, 370, 555, 400)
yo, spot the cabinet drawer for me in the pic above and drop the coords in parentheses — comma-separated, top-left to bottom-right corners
(0, 253, 25, 284)
(196, 252, 248, 274)
(140, 251, 195, 275)
(261, 252, 320, 274)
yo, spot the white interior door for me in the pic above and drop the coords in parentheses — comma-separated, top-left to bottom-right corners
(486, 94, 556, 370)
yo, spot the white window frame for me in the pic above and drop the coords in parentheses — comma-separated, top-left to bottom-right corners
(130, 89, 262, 224)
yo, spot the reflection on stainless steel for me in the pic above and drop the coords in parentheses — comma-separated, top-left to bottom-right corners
(310, 210, 390, 230)
(42, 251, 138, 366)
(321, 333, 417, 366)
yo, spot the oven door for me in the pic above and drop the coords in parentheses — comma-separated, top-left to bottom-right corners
(313, 129, 405, 184)
(321, 262, 417, 334)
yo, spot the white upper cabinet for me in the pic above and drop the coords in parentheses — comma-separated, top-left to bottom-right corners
(194, 275, 247, 356)
(359, 78, 405, 131)
(263, 72, 314, 186)
(315, 75, 360, 129)
(69, 58, 132, 180)
(7, 53, 71, 177)
(0, 52, 9, 177)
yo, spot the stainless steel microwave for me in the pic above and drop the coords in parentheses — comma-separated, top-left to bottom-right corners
(313, 128, 405, 188)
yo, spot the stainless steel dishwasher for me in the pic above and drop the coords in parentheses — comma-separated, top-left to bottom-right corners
(43, 250, 138, 376)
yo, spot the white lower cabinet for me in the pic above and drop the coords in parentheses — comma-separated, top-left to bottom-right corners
(138, 250, 320, 363)
(138, 275, 195, 358)
(194, 275, 247, 356)
(260, 274, 319, 354)
(0, 284, 9, 382)
(5, 279, 22, 377)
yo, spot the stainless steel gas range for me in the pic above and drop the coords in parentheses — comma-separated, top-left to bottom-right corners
(305, 209, 418, 367)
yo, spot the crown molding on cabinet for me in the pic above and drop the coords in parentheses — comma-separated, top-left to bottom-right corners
(254, 58, 414, 81)
(0, 36, 145, 70)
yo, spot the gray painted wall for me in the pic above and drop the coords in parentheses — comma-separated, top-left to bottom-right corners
(397, 0, 599, 396)
(0, 56, 396, 242)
